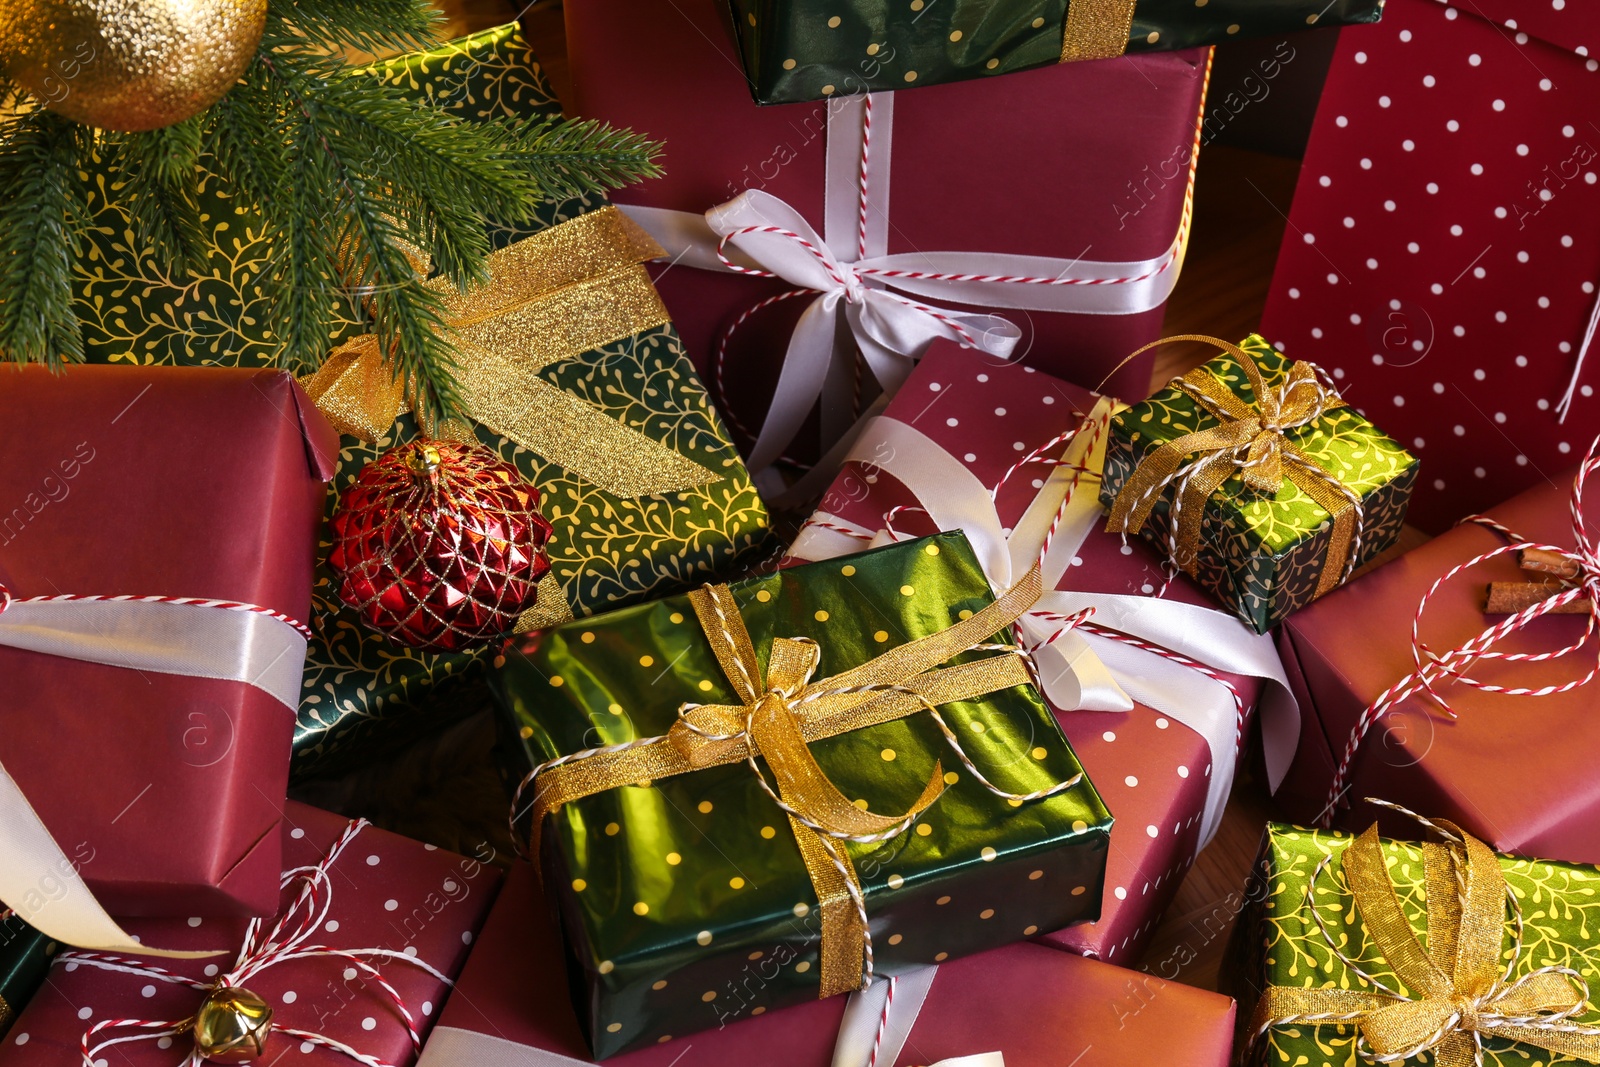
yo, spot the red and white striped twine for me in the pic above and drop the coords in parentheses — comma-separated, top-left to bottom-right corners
(69, 818, 450, 1067)
(1321, 437, 1600, 826)
(867, 973, 897, 1067)
(0, 584, 313, 641)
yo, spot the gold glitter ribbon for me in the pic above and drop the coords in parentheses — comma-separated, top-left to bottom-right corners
(1250, 822, 1600, 1067)
(1104, 334, 1360, 599)
(301, 205, 719, 501)
(528, 564, 1048, 998)
(1060, 0, 1138, 62)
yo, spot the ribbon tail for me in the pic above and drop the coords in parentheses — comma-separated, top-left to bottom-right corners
(1015, 614, 1133, 714)
(748, 292, 846, 473)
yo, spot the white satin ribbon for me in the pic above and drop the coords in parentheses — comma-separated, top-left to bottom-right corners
(787, 403, 1298, 846)
(622, 90, 1194, 475)
(0, 597, 308, 958)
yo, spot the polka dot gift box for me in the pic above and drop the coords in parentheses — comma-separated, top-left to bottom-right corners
(728, 0, 1381, 105)
(0, 802, 499, 1067)
(785, 339, 1296, 967)
(490, 531, 1112, 1058)
(1260, 0, 1600, 533)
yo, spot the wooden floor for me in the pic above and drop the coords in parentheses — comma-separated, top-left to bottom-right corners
(325, 0, 1429, 1004)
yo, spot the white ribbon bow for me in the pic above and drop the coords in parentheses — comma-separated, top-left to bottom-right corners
(788, 400, 1299, 846)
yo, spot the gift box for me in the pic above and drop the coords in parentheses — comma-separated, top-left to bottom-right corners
(731, 0, 1380, 104)
(417, 862, 1237, 1067)
(1271, 454, 1600, 861)
(0, 801, 500, 1066)
(491, 531, 1112, 1057)
(0, 364, 336, 919)
(1235, 817, 1600, 1067)
(0, 918, 54, 1041)
(786, 338, 1296, 964)
(1098, 334, 1418, 634)
(65, 21, 771, 778)
(1259, 0, 1600, 532)
(564, 0, 1211, 471)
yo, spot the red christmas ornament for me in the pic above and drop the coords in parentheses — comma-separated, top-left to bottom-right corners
(329, 441, 554, 651)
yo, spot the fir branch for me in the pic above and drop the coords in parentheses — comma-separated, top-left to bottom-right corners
(203, 67, 286, 207)
(262, 0, 440, 62)
(111, 118, 209, 276)
(498, 115, 665, 200)
(0, 110, 88, 369)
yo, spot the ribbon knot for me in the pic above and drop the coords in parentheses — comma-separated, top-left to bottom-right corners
(1252, 807, 1600, 1067)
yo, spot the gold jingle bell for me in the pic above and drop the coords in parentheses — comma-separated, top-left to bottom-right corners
(192, 986, 273, 1063)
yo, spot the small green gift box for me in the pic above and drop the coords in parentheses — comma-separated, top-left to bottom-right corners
(492, 531, 1111, 1058)
(0, 915, 54, 1040)
(1235, 819, 1600, 1067)
(1099, 334, 1417, 633)
(71, 23, 770, 777)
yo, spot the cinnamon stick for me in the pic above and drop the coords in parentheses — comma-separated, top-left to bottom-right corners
(1484, 581, 1590, 615)
(1517, 547, 1581, 580)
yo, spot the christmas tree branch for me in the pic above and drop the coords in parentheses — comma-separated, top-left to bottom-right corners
(0, 111, 88, 368)
(112, 118, 210, 276)
(262, 0, 441, 62)
(498, 115, 665, 200)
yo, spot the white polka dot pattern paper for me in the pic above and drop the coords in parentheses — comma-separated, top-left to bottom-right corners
(1260, 0, 1600, 531)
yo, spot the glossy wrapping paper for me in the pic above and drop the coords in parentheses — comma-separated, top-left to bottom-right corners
(788, 340, 1265, 964)
(1260, 0, 1600, 532)
(0, 802, 500, 1067)
(1233, 822, 1600, 1067)
(0, 918, 53, 1041)
(491, 532, 1112, 1058)
(0, 365, 336, 917)
(419, 862, 1237, 1067)
(563, 0, 1210, 416)
(1273, 470, 1600, 862)
(732, 0, 1380, 104)
(1099, 336, 1417, 634)
(64, 21, 770, 778)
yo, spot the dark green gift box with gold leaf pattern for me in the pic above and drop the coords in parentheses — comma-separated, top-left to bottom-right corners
(72, 24, 770, 778)
(491, 531, 1111, 1059)
(1234, 821, 1600, 1067)
(1099, 334, 1417, 634)
(729, 0, 1381, 104)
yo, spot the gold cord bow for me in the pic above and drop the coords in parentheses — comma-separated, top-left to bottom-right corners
(1104, 334, 1360, 597)
(525, 564, 1059, 998)
(1252, 819, 1600, 1067)
(301, 205, 719, 502)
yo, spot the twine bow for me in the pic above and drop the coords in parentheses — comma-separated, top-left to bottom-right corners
(1104, 335, 1362, 596)
(1322, 437, 1600, 824)
(68, 819, 450, 1067)
(1251, 805, 1600, 1067)
(512, 561, 1081, 999)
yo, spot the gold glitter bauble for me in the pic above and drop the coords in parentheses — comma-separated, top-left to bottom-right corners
(0, 0, 266, 131)
(192, 985, 273, 1063)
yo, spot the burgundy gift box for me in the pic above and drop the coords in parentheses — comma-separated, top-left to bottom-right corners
(0, 802, 500, 1067)
(417, 863, 1236, 1067)
(1260, 0, 1600, 531)
(783, 340, 1294, 965)
(0, 365, 337, 917)
(562, 0, 1210, 459)
(1273, 465, 1600, 860)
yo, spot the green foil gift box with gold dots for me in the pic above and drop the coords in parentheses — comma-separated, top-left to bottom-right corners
(69, 23, 770, 779)
(492, 530, 1112, 1059)
(1233, 819, 1600, 1067)
(729, 0, 1382, 104)
(1099, 334, 1417, 634)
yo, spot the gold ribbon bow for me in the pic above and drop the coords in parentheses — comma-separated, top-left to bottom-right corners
(525, 564, 1061, 999)
(1252, 819, 1600, 1067)
(1104, 334, 1360, 598)
(301, 205, 719, 502)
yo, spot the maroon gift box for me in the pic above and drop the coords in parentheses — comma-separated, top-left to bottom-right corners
(0, 365, 337, 917)
(1273, 467, 1600, 859)
(0, 802, 500, 1067)
(1260, 0, 1600, 531)
(782, 340, 1282, 965)
(418, 862, 1236, 1067)
(562, 0, 1210, 448)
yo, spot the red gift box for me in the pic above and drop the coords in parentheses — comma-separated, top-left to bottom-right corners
(0, 802, 500, 1067)
(1273, 454, 1600, 859)
(782, 340, 1297, 964)
(417, 862, 1236, 1067)
(563, 0, 1210, 470)
(0, 365, 337, 919)
(1260, 0, 1600, 532)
